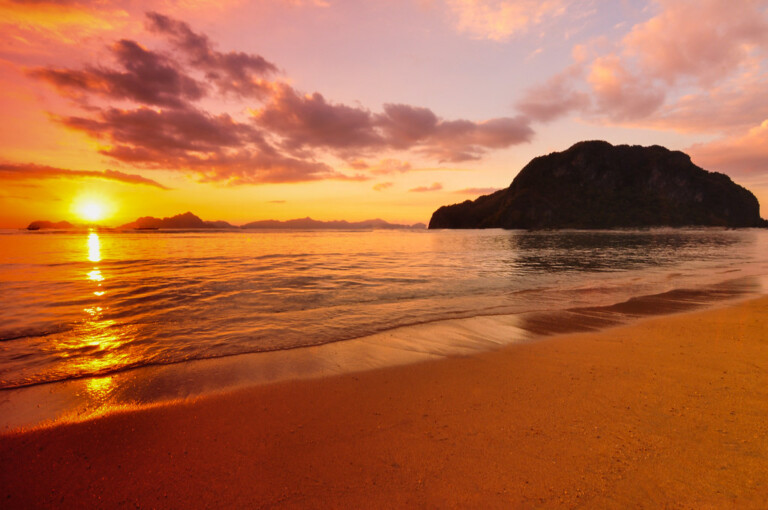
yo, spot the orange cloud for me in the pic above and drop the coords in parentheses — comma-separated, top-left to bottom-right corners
(409, 182, 443, 192)
(373, 182, 394, 191)
(26, 12, 535, 186)
(0, 162, 169, 189)
(513, 0, 768, 132)
(446, 0, 570, 41)
(586, 55, 665, 121)
(0, 0, 129, 45)
(453, 187, 501, 194)
(688, 120, 768, 176)
(624, 0, 768, 86)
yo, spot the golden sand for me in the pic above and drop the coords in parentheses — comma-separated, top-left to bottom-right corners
(2, 297, 768, 508)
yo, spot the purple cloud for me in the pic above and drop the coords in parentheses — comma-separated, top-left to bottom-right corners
(30, 39, 205, 108)
(146, 12, 278, 98)
(28, 13, 536, 186)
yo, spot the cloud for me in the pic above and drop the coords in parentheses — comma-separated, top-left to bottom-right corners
(0, 0, 128, 44)
(30, 39, 206, 108)
(515, 65, 589, 122)
(586, 54, 666, 121)
(453, 186, 501, 194)
(688, 119, 768, 176)
(513, 0, 768, 129)
(28, 13, 533, 185)
(58, 105, 340, 184)
(367, 159, 412, 175)
(252, 83, 384, 155)
(409, 182, 443, 192)
(373, 182, 394, 191)
(623, 0, 768, 87)
(637, 73, 768, 134)
(145, 12, 278, 98)
(0, 162, 170, 189)
(445, 0, 571, 41)
(252, 86, 534, 162)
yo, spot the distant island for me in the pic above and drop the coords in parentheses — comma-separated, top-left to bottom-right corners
(241, 217, 426, 230)
(27, 212, 425, 231)
(27, 220, 74, 230)
(429, 141, 768, 229)
(119, 212, 235, 230)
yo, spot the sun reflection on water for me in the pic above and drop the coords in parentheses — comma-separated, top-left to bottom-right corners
(87, 232, 101, 262)
(68, 231, 127, 399)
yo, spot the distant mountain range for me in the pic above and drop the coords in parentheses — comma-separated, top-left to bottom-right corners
(27, 212, 426, 231)
(240, 217, 426, 230)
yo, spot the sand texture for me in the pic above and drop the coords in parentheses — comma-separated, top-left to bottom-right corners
(2, 297, 768, 508)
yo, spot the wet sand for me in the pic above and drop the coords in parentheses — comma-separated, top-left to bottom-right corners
(2, 296, 768, 508)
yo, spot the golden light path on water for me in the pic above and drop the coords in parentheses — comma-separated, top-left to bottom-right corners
(78, 232, 120, 400)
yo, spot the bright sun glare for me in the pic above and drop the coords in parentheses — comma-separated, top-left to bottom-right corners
(75, 199, 109, 223)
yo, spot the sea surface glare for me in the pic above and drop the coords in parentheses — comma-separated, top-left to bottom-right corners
(1, 228, 768, 390)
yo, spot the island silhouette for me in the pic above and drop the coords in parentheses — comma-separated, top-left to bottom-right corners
(429, 141, 767, 229)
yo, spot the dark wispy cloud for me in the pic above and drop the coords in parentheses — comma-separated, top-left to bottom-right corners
(28, 13, 534, 185)
(56, 104, 342, 184)
(0, 162, 170, 189)
(30, 39, 205, 108)
(145, 12, 278, 99)
(372, 182, 393, 191)
(515, 65, 589, 122)
(253, 86, 534, 162)
(409, 182, 443, 192)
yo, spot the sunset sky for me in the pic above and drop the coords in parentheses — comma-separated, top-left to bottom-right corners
(1, 0, 767, 227)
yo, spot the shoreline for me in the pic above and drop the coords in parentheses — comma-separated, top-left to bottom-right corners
(2, 295, 768, 506)
(1, 275, 766, 432)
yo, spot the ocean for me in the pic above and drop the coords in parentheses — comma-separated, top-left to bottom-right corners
(1, 228, 768, 428)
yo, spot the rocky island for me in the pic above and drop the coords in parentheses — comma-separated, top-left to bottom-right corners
(26, 220, 75, 230)
(429, 141, 767, 229)
(119, 212, 235, 229)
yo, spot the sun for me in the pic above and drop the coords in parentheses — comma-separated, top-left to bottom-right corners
(74, 197, 111, 223)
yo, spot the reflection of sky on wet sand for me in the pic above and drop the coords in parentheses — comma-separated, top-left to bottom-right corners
(3, 274, 767, 433)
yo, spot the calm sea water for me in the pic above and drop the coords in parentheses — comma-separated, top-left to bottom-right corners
(1, 228, 768, 390)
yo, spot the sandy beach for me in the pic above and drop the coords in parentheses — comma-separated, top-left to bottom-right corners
(2, 296, 768, 508)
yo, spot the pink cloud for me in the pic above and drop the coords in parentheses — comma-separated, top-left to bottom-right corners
(409, 182, 443, 192)
(446, 0, 571, 41)
(514, 0, 768, 130)
(27, 12, 535, 186)
(515, 65, 589, 122)
(636, 74, 768, 134)
(586, 54, 666, 121)
(624, 0, 768, 86)
(688, 120, 768, 176)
